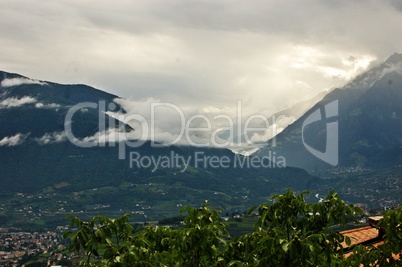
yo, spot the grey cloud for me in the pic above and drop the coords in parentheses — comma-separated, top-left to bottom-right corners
(1, 77, 48, 87)
(0, 95, 60, 110)
(35, 131, 67, 145)
(0, 133, 29, 147)
(388, 0, 402, 12)
(0, 0, 401, 116)
(35, 102, 62, 109)
(0, 96, 36, 108)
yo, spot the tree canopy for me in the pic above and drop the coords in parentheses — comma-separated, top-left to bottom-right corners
(63, 189, 402, 266)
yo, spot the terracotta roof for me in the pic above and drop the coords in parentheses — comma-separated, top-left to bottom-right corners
(340, 226, 379, 247)
(342, 226, 380, 258)
(341, 216, 400, 261)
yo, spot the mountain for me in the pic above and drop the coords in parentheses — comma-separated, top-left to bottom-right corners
(0, 71, 318, 225)
(255, 53, 402, 171)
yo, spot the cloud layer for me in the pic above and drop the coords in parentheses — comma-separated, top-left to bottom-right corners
(76, 97, 301, 154)
(1, 77, 48, 87)
(0, 95, 61, 110)
(0, 0, 401, 116)
(35, 131, 67, 145)
(0, 96, 36, 108)
(0, 133, 28, 147)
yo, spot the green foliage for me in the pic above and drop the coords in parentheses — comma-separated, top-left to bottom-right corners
(63, 190, 402, 266)
(226, 189, 362, 266)
(177, 202, 229, 265)
(64, 202, 229, 266)
(346, 207, 402, 266)
(63, 213, 139, 266)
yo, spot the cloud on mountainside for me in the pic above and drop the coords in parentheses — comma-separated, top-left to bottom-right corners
(35, 102, 62, 109)
(0, 96, 36, 108)
(0, 133, 29, 147)
(0, 132, 67, 147)
(0, 95, 61, 110)
(78, 97, 298, 152)
(82, 97, 230, 147)
(1, 78, 48, 87)
(35, 131, 67, 145)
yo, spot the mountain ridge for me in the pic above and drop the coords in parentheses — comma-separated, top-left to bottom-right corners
(255, 53, 402, 170)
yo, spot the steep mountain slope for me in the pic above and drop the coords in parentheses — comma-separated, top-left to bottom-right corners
(256, 53, 402, 170)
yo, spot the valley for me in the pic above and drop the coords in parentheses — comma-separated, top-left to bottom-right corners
(0, 54, 401, 266)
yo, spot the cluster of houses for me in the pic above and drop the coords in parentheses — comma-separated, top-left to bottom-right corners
(0, 229, 63, 266)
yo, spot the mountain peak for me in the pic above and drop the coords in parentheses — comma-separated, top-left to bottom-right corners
(341, 52, 402, 91)
(385, 52, 402, 64)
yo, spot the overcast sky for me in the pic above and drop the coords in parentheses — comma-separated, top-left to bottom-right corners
(1, 0, 402, 115)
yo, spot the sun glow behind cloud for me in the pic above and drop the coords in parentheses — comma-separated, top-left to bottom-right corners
(0, 0, 401, 116)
